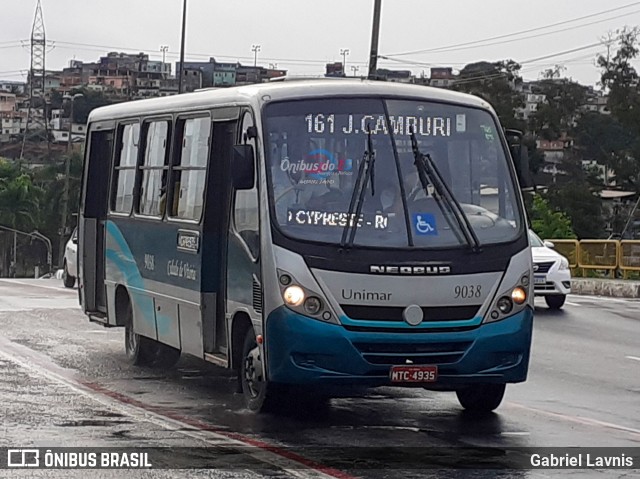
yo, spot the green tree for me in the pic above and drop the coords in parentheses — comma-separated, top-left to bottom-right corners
(528, 78, 589, 140)
(0, 165, 44, 275)
(597, 27, 640, 192)
(529, 194, 576, 239)
(31, 150, 84, 259)
(454, 60, 525, 130)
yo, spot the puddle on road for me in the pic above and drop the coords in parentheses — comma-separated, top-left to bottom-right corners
(56, 419, 132, 427)
(93, 410, 126, 418)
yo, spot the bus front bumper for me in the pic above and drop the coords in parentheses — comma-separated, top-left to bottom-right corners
(265, 306, 533, 390)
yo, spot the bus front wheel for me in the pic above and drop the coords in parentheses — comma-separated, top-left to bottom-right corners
(240, 328, 279, 412)
(456, 384, 506, 414)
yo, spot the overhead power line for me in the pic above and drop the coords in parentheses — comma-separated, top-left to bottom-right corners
(51, 40, 344, 66)
(380, 41, 603, 71)
(394, 8, 640, 57)
(384, 1, 640, 57)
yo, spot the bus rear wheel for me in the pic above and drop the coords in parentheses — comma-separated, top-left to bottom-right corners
(123, 307, 180, 369)
(240, 328, 280, 412)
(456, 384, 506, 414)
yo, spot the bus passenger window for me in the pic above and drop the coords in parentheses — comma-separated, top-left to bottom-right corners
(171, 116, 210, 221)
(112, 122, 140, 214)
(139, 120, 170, 217)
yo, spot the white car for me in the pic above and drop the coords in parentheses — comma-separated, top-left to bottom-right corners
(529, 230, 572, 309)
(63, 227, 78, 288)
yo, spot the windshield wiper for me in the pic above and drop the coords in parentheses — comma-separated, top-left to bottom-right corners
(410, 133, 481, 253)
(340, 129, 376, 248)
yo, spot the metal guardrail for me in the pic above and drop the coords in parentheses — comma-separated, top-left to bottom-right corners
(546, 239, 640, 279)
(619, 240, 640, 279)
(578, 240, 619, 278)
(547, 239, 579, 269)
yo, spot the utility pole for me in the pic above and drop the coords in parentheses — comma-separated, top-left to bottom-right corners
(178, 0, 187, 94)
(59, 93, 82, 267)
(340, 48, 350, 75)
(367, 0, 382, 79)
(252, 44, 261, 68)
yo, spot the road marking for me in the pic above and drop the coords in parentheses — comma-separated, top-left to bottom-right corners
(565, 301, 581, 307)
(0, 336, 353, 479)
(569, 295, 639, 304)
(626, 356, 640, 362)
(506, 402, 640, 439)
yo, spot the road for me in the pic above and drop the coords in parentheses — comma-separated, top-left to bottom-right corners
(0, 278, 638, 478)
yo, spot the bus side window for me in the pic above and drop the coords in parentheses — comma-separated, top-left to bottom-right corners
(111, 122, 140, 214)
(138, 120, 170, 217)
(234, 112, 259, 258)
(170, 116, 210, 221)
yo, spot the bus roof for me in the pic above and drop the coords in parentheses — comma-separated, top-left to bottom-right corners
(88, 79, 494, 123)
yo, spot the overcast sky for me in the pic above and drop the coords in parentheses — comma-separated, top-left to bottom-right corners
(2, 0, 640, 86)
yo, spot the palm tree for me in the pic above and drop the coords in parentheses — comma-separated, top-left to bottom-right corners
(0, 171, 43, 275)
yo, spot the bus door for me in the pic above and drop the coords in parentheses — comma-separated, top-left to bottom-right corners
(200, 109, 243, 356)
(81, 123, 114, 316)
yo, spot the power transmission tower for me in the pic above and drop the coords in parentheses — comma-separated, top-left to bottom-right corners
(20, 0, 50, 161)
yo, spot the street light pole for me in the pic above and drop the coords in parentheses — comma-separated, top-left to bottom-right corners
(178, 0, 187, 94)
(252, 44, 261, 68)
(351, 65, 360, 77)
(340, 48, 350, 75)
(0, 224, 53, 276)
(160, 45, 169, 79)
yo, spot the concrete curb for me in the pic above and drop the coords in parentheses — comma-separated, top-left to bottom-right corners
(570, 278, 640, 298)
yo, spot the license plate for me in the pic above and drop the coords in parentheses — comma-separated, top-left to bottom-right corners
(389, 365, 438, 383)
(534, 275, 546, 285)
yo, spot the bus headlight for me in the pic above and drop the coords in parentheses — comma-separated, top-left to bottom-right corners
(485, 271, 530, 323)
(497, 297, 513, 314)
(511, 287, 527, 305)
(283, 286, 305, 306)
(276, 269, 338, 324)
(304, 297, 322, 315)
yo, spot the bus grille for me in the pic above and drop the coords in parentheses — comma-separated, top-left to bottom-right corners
(252, 278, 263, 314)
(340, 305, 480, 322)
(534, 261, 555, 273)
(353, 341, 472, 365)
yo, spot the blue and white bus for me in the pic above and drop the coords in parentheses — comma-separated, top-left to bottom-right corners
(79, 79, 533, 413)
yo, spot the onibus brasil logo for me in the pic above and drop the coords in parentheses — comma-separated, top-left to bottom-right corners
(280, 149, 353, 182)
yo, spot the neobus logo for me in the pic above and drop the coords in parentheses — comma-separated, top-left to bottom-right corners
(370, 265, 452, 275)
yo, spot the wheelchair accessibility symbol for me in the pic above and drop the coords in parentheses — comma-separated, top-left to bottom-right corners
(413, 213, 438, 236)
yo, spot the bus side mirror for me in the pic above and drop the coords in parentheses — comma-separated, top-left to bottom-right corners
(232, 145, 255, 190)
(510, 144, 535, 191)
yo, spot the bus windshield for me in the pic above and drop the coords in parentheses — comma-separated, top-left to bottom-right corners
(264, 98, 522, 249)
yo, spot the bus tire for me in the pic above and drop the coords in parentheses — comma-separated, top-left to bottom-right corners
(545, 295, 566, 310)
(240, 328, 279, 412)
(123, 304, 180, 369)
(456, 384, 506, 414)
(125, 321, 152, 366)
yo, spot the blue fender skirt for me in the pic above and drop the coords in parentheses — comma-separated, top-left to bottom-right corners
(265, 306, 533, 391)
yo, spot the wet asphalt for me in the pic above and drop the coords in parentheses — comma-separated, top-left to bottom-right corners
(0, 279, 639, 479)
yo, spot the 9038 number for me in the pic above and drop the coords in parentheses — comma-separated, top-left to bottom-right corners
(454, 285, 482, 299)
